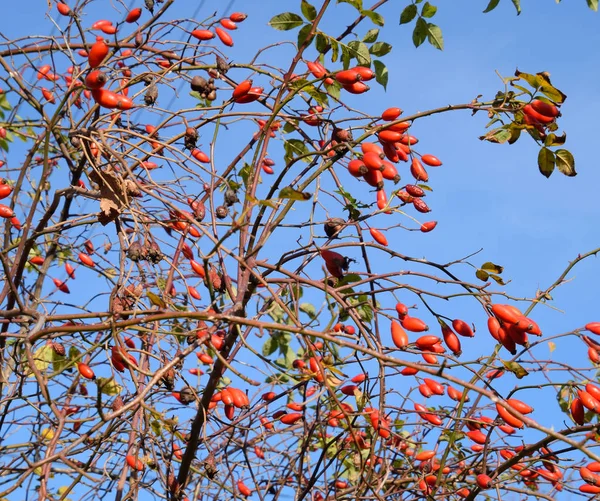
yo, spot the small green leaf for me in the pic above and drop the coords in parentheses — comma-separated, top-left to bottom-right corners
(369, 41, 392, 56)
(361, 10, 384, 26)
(97, 377, 123, 396)
(147, 291, 166, 309)
(363, 28, 379, 43)
(426, 23, 443, 50)
(325, 81, 341, 100)
(278, 186, 312, 201)
(511, 0, 521, 14)
(301, 0, 317, 20)
(538, 147, 555, 178)
(412, 17, 428, 47)
(421, 2, 437, 17)
(400, 4, 418, 24)
(52, 350, 68, 374)
(315, 33, 328, 53)
(555, 149, 576, 177)
(262, 336, 278, 356)
(481, 262, 504, 274)
(475, 269, 489, 281)
(479, 127, 512, 144)
(300, 303, 317, 319)
(269, 12, 304, 30)
(297, 23, 313, 47)
(0, 94, 11, 111)
(284, 139, 311, 164)
(588, 0, 599, 11)
(502, 360, 529, 379)
(347, 40, 371, 66)
(373, 60, 388, 90)
(330, 38, 340, 62)
(483, 0, 500, 12)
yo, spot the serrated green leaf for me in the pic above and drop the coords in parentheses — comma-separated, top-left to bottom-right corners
(426, 23, 443, 50)
(475, 269, 489, 281)
(369, 41, 392, 57)
(538, 147, 555, 178)
(481, 262, 504, 274)
(347, 40, 371, 66)
(555, 149, 576, 177)
(483, 0, 500, 12)
(297, 23, 313, 47)
(361, 10, 384, 26)
(421, 2, 437, 17)
(278, 186, 312, 201)
(97, 377, 123, 396)
(301, 0, 317, 20)
(400, 4, 418, 24)
(269, 12, 304, 30)
(363, 28, 379, 43)
(373, 60, 388, 90)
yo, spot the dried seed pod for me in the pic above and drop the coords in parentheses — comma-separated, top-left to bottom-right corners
(179, 387, 195, 405)
(332, 128, 352, 142)
(191, 199, 206, 221)
(146, 241, 163, 263)
(215, 206, 228, 219)
(127, 241, 145, 262)
(134, 31, 144, 47)
(224, 188, 239, 206)
(112, 396, 124, 412)
(191, 75, 209, 93)
(216, 55, 230, 75)
(206, 90, 217, 101)
(161, 368, 175, 390)
(324, 218, 345, 238)
(144, 84, 158, 105)
(52, 342, 66, 356)
(184, 127, 198, 150)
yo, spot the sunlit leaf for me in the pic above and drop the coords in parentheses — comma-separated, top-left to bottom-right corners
(481, 262, 504, 274)
(538, 147, 555, 178)
(421, 2, 437, 18)
(426, 23, 444, 50)
(483, 0, 500, 12)
(373, 60, 388, 90)
(475, 269, 489, 281)
(97, 377, 123, 396)
(412, 17, 428, 47)
(555, 148, 576, 177)
(502, 360, 528, 379)
(400, 4, 418, 24)
(363, 28, 379, 43)
(269, 12, 304, 30)
(361, 10, 384, 26)
(301, 0, 317, 20)
(369, 41, 392, 56)
(147, 291, 166, 309)
(278, 186, 312, 201)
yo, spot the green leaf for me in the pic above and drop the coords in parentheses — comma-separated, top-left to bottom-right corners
(262, 336, 278, 356)
(544, 132, 567, 147)
(330, 38, 340, 62)
(278, 186, 312, 201)
(363, 28, 379, 43)
(147, 291, 166, 309)
(347, 40, 371, 66)
(483, 0, 500, 12)
(337, 0, 363, 10)
(481, 262, 504, 274)
(301, 0, 317, 20)
(537, 147, 555, 178)
(555, 149, 576, 177)
(426, 23, 444, 50)
(511, 0, 521, 14)
(315, 33, 328, 53)
(284, 139, 311, 164)
(421, 2, 437, 17)
(412, 17, 428, 47)
(361, 10, 384, 26)
(588, 0, 599, 11)
(30, 345, 54, 376)
(300, 303, 317, 319)
(369, 41, 392, 57)
(0, 94, 11, 111)
(400, 4, 418, 24)
(52, 350, 68, 374)
(479, 127, 512, 144)
(304, 85, 329, 106)
(373, 60, 388, 90)
(475, 269, 489, 281)
(297, 23, 313, 47)
(514, 70, 567, 103)
(269, 12, 304, 30)
(97, 377, 123, 396)
(325, 81, 341, 100)
(502, 360, 529, 379)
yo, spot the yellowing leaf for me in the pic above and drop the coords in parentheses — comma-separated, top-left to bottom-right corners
(502, 360, 529, 379)
(147, 291, 166, 309)
(97, 377, 123, 396)
(548, 341, 556, 353)
(278, 186, 312, 201)
(28, 344, 54, 377)
(41, 428, 55, 441)
(481, 262, 504, 274)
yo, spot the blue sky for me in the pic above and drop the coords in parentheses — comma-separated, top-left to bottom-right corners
(1, 0, 600, 498)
